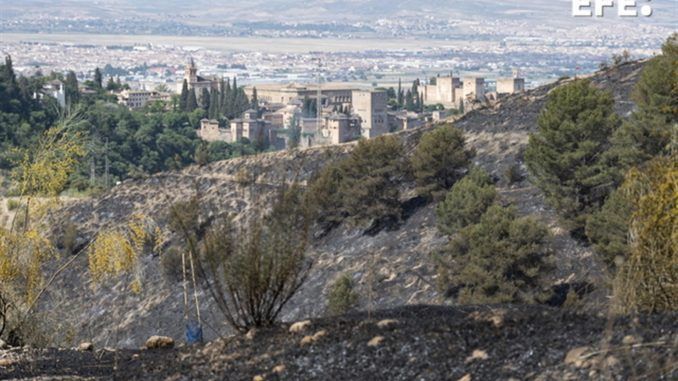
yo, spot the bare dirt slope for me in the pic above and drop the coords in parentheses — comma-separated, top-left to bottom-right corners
(38, 61, 647, 349)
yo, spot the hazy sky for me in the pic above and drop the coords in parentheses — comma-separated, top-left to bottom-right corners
(1, 0, 676, 26)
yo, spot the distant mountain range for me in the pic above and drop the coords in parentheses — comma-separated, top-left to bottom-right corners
(1, 0, 675, 26)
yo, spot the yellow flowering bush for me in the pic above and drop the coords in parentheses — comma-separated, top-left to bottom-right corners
(87, 214, 157, 293)
(0, 117, 85, 344)
(613, 156, 677, 313)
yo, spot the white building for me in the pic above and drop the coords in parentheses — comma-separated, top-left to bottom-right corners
(42, 80, 66, 108)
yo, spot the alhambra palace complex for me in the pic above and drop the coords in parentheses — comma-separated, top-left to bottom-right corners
(118, 60, 525, 150)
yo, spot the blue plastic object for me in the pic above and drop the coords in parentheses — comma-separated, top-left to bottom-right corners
(186, 321, 204, 344)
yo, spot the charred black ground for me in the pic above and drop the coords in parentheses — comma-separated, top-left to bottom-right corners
(1, 305, 675, 380)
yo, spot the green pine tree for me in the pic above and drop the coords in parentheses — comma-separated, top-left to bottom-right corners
(410, 124, 474, 199)
(436, 204, 552, 304)
(436, 166, 497, 235)
(604, 34, 677, 172)
(525, 79, 621, 237)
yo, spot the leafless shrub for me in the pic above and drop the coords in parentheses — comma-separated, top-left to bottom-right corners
(171, 182, 313, 332)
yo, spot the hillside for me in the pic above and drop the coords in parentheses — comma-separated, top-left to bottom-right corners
(32, 61, 649, 350)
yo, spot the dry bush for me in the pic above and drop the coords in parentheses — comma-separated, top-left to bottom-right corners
(172, 183, 313, 332)
(612, 156, 676, 313)
(60, 222, 78, 255)
(504, 164, 523, 185)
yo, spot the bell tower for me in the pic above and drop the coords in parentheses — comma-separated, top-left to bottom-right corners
(185, 58, 198, 84)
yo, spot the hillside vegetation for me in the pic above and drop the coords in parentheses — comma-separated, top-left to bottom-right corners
(0, 35, 675, 380)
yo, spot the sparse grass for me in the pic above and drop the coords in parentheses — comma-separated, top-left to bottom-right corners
(6, 199, 21, 211)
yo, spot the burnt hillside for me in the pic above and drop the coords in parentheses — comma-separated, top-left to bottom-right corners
(39, 61, 647, 349)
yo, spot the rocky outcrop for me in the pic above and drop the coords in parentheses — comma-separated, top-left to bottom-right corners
(40, 61, 647, 348)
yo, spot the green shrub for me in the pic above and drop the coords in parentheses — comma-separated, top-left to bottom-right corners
(436, 167, 496, 235)
(436, 204, 553, 304)
(410, 124, 473, 199)
(585, 189, 632, 268)
(326, 273, 359, 316)
(525, 79, 621, 237)
(6, 199, 20, 211)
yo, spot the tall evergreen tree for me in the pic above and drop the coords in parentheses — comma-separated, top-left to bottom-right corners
(218, 78, 226, 116)
(106, 76, 116, 91)
(201, 88, 211, 112)
(251, 87, 259, 112)
(604, 34, 677, 173)
(0, 55, 19, 113)
(94, 67, 103, 89)
(405, 90, 414, 111)
(525, 79, 620, 236)
(222, 78, 232, 117)
(586, 34, 677, 267)
(186, 88, 198, 112)
(397, 78, 403, 108)
(179, 79, 189, 112)
(64, 70, 80, 106)
(208, 89, 219, 119)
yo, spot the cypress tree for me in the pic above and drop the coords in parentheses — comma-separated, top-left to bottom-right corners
(179, 79, 189, 111)
(186, 88, 198, 112)
(94, 67, 103, 89)
(251, 87, 259, 112)
(405, 90, 414, 111)
(201, 88, 211, 112)
(0, 55, 19, 113)
(106, 76, 116, 91)
(222, 78, 232, 117)
(397, 78, 403, 108)
(208, 90, 219, 119)
(65, 70, 80, 106)
(218, 78, 226, 116)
